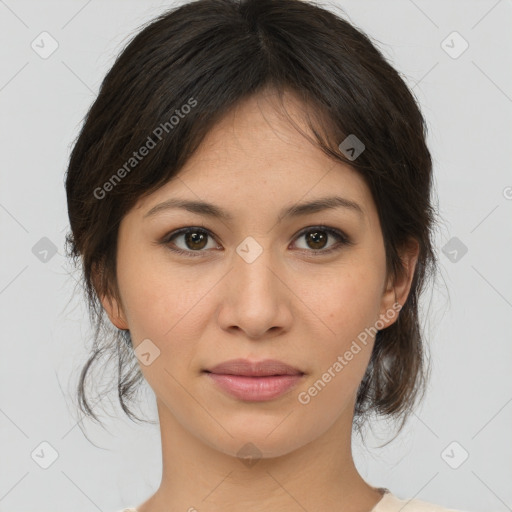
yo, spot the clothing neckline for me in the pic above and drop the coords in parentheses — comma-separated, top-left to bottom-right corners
(371, 487, 392, 511)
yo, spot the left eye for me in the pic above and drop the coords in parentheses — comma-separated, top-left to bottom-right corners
(161, 226, 351, 257)
(293, 226, 350, 254)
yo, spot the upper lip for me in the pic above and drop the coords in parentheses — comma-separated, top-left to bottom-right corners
(204, 359, 304, 376)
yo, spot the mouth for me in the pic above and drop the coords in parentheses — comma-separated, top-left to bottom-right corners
(202, 359, 305, 401)
(203, 358, 304, 377)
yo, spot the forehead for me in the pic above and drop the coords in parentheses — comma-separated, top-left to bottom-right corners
(185, 90, 336, 173)
(133, 90, 377, 230)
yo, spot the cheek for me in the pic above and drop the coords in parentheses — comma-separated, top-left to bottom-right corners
(116, 239, 212, 339)
(296, 263, 384, 345)
(294, 269, 382, 415)
(115, 254, 211, 389)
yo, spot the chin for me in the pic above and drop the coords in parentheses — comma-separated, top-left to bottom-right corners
(201, 419, 314, 462)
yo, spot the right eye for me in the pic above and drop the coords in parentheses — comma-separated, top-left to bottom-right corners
(162, 227, 221, 257)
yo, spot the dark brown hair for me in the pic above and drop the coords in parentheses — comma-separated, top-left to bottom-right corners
(65, 0, 438, 440)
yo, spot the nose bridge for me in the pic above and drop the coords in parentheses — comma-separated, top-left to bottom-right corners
(233, 235, 279, 297)
(220, 235, 289, 336)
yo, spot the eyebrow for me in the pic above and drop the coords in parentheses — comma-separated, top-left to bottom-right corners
(144, 195, 364, 221)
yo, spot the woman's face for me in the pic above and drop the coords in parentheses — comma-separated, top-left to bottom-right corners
(102, 91, 416, 458)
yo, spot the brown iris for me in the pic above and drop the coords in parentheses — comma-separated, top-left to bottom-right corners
(305, 230, 328, 250)
(185, 230, 208, 250)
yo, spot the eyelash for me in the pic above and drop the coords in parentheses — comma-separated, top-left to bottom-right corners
(159, 225, 353, 258)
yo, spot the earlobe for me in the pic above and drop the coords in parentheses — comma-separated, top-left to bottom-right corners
(92, 262, 129, 330)
(99, 292, 129, 330)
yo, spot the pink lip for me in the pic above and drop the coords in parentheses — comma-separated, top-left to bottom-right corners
(205, 374, 304, 401)
(204, 358, 305, 401)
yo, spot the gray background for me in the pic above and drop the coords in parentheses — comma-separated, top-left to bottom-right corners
(0, 1, 511, 511)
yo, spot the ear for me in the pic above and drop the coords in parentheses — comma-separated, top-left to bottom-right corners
(377, 238, 420, 329)
(100, 292, 129, 330)
(92, 263, 129, 330)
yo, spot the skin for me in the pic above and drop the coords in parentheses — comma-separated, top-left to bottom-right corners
(100, 89, 419, 512)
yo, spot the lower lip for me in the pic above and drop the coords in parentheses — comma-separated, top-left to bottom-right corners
(205, 373, 304, 401)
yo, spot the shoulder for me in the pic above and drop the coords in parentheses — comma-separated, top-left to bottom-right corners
(374, 491, 468, 512)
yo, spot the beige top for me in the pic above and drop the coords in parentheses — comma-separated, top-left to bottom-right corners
(118, 488, 468, 511)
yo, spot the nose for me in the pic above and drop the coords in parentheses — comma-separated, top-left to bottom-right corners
(216, 242, 293, 339)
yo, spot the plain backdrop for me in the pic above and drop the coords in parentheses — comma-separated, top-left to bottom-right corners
(0, 1, 511, 511)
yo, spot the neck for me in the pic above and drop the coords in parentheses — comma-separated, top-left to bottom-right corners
(136, 399, 385, 512)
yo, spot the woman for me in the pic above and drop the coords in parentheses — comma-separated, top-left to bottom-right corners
(65, 0, 468, 510)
